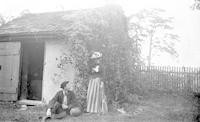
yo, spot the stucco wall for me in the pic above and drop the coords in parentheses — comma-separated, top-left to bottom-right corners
(42, 40, 75, 103)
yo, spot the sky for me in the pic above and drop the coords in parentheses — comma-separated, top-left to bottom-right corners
(0, 0, 200, 67)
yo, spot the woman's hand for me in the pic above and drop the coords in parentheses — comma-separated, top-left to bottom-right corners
(62, 104, 68, 109)
(100, 81, 104, 88)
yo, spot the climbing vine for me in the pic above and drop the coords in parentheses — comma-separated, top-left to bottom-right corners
(57, 5, 141, 110)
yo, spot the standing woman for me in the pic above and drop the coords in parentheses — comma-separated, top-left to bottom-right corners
(86, 52, 108, 114)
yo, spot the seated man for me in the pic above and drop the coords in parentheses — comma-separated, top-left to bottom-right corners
(43, 81, 81, 121)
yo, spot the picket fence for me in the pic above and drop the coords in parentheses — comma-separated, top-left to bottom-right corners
(134, 66, 200, 93)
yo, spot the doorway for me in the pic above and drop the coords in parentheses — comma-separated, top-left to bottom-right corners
(20, 41, 44, 101)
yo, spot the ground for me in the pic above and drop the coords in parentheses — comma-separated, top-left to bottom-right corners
(0, 93, 196, 122)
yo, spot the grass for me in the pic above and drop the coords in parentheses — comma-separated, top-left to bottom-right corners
(0, 92, 196, 122)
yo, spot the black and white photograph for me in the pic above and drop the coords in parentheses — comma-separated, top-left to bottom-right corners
(0, 0, 200, 121)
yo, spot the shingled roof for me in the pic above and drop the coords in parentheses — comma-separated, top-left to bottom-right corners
(0, 5, 125, 35)
(0, 10, 83, 34)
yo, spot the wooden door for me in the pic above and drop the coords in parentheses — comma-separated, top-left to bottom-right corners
(0, 42, 20, 101)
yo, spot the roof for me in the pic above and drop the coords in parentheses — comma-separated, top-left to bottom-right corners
(0, 5, 125, 35)
(0, 10, 82, 34)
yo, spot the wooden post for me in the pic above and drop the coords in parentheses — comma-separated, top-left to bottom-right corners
(20, 43, 29, 99)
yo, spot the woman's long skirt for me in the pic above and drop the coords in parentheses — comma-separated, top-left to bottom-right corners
(86, 77, 108, 113)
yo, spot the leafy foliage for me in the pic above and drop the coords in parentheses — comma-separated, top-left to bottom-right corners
(192, 0, 200, 10)
(129, 9, 179, 66)
(56, 5, 142, 109)
(0, 15, 5, 26)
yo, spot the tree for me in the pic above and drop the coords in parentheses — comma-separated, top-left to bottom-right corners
(129, 9, 179, 66)
(0, 14, 6, 26)
(0, 9, 31, 27)
(128, 12, 147, 66)
(55, 5, 141, 108)
(192, 0, 200, 10)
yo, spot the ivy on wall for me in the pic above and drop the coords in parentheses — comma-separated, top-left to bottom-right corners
(56, 5, 141, 109)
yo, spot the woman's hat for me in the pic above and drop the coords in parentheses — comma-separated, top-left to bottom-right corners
(60, 81, 69, 89)
(90, 51, 102, 59)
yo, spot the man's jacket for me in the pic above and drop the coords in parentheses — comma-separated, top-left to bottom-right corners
(48, 90, 78, 109)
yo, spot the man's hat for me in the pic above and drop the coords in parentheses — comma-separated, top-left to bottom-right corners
(60, 81, 69, 89)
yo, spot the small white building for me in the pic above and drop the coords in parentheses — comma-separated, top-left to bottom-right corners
(0, 5, 126, 104)
(0, 10, 82, 104)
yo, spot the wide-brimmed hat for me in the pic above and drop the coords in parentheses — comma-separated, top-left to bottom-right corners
(90, 51, 102, 59)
